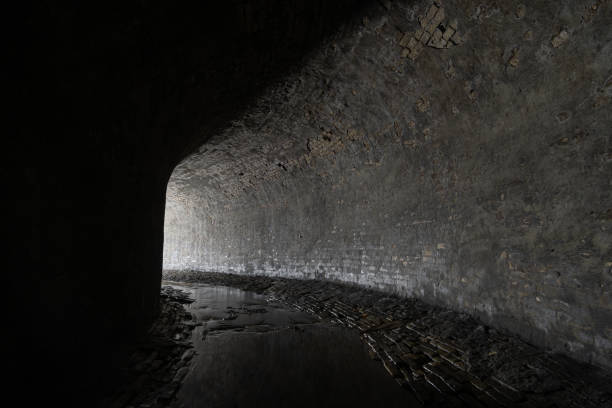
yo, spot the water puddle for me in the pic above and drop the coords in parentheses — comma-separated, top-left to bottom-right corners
(165, 282, 417, 407)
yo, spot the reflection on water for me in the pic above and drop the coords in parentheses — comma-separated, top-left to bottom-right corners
(167, 282, 417, 408)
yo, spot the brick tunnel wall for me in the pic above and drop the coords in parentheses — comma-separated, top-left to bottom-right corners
(164, 0, 612, 369)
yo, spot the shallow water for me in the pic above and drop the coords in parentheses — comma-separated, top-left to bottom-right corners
(166, 282, 418, 408)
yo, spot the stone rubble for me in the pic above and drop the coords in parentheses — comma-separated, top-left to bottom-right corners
(398, 1, 463, 60)
(164, 270, 612, 408)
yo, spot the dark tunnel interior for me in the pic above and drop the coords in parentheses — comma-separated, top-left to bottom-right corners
(12, 1, 612, 407)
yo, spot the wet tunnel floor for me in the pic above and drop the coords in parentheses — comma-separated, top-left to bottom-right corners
(162, 272, 612, 408)
(172, 283, 415, 407)
(103, 273, 612, 408)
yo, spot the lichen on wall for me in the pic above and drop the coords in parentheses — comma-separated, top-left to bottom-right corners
(164, 0, 612, 369)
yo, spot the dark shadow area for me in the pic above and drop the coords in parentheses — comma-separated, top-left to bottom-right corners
(12, 1, 379, 405)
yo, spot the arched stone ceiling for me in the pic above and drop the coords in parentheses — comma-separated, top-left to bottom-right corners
(165, 0, 612, 369)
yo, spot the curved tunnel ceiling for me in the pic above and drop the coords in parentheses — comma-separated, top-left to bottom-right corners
(165, 0, 612, 369)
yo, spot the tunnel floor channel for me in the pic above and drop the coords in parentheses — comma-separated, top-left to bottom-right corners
(169, 282, 414, 407)
(104, 272, 612, 408)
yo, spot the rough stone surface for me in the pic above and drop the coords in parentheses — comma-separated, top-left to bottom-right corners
(164, 0, 612, 370)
